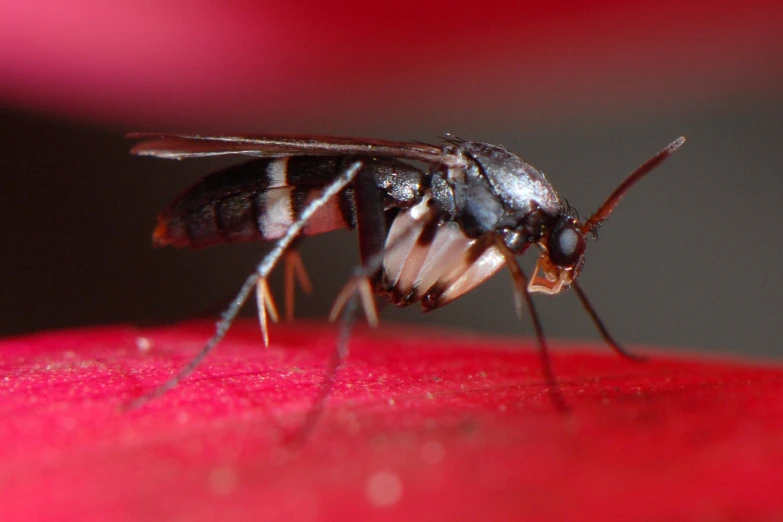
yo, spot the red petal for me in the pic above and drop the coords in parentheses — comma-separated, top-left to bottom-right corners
(1, 321, 782, 521)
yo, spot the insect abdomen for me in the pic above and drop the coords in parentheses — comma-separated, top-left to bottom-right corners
(154, 158, 357, 248)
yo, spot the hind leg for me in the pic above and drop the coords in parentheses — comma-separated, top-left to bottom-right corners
(283, 247, 313, 322)
(328, 166, 388, 326)
(129, 161, 365, 409)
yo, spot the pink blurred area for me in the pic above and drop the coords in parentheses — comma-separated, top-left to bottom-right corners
(1, 1, 782, 128)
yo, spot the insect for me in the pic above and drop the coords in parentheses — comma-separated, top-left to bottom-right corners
(129, 132, 685, 416)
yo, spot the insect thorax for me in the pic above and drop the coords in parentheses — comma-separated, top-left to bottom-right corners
(429, 141, 563, 244)
(381, 141, 566, 309)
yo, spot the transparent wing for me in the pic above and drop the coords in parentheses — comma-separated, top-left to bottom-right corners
(129, 133, 448, 165)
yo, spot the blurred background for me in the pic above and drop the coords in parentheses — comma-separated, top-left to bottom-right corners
(1, 1, 781, 357)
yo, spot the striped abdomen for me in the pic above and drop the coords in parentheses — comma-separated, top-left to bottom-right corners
(154, 156, 424, 249)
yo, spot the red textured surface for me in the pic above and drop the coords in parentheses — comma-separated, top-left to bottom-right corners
(1, 321, 782, 521)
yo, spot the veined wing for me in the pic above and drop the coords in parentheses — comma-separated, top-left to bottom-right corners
(129, 133, 448, 165)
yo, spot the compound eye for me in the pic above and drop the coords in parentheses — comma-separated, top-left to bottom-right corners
(548, 221, 586, 268)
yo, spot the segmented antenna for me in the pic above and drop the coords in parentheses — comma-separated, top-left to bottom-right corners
(582, 137, 686, 235)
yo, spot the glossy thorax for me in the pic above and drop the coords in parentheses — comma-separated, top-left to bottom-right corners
(382, 140, 583, 310)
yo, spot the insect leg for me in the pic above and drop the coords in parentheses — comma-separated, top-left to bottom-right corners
(329, 278, 379, 326)
(329, 167, 387, 326)
(494, 236, 568, 412)
(128, 161, 364, 410)
(255, 278, 280, 347)
(283, 249, 313, 322)
(294, 207, 427, 442)
(419, 234, 503, 310)
(571, 280, 646, 362)
(292, 288, 361, 443)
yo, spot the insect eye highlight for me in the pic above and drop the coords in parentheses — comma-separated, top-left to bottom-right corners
(548, 221, 585, 268)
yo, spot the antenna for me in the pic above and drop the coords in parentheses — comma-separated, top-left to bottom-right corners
(582, 137, 686, 235)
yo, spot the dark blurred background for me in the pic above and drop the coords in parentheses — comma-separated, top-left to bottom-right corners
(1, 1, 782, 357)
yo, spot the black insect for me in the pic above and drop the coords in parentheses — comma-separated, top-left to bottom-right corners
(129, 132, 685, 418)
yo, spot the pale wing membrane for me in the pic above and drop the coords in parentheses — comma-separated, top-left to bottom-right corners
(129, 133, 447, 164)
